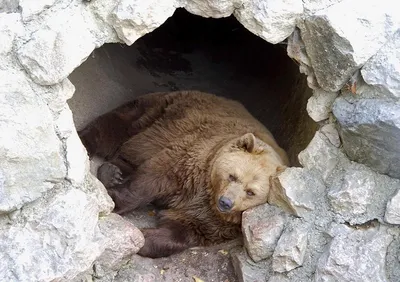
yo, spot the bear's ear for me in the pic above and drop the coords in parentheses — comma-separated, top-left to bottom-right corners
(236, 133, 256, 153)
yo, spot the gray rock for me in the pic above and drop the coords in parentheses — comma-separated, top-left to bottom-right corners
(19, 0, 57, 21)
(298, 130, 346, 182)
(328, 162, 400, 225)
(17, 16, 96, 85)
(333, 96, 400, 178)
(315, 223, 395, 282)
(93, 213, 144, 277)
(361, 29, 400, 99)
(268, 274, 290, 282)
(242, 204, 287, 262)
(0, 69, 66, 213)
(184, 0, 236, 18)
(306, 89, 337, 122)
(299, 0, 400, 92)
(272, 219, 309, 273)
(287, 28, 320, 90)
(81, 173, 114, 216)
(302, 0, 342, 13)
(0, 13, 23, 56)
(320, 123, 341, 148)
(385, 189, 400, 224)
(111, 0, 176, 45)
(0, 189, 106, 281)
(269, 167, 326, 218)
(231, 247, 271, 282)
(234, 0, 303, 44)
(0, 0, 19, 13)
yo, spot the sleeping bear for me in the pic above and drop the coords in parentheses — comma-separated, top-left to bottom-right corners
(78, 90, 289, 258)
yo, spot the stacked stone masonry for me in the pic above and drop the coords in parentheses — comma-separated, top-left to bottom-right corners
(0, 0, 400, 281)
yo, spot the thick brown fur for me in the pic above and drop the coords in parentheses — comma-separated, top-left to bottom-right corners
(79, 90, 289, 258)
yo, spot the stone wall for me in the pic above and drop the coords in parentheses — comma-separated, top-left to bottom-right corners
(0, 0, 399, 281)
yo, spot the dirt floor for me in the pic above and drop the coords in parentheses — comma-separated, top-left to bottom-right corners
(68, 8, 315, 281)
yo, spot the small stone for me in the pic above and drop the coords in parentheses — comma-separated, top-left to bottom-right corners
(320, 123, 340, 148)
(111, 0, 176, 45)
(315, 223, 394, 282)
(231, 248, 270, 282)
(298, 131, 346, 182)
(299, 0, 400, 91)
(333, 96, 400, 178)
(385, 189, 400, 224)
(269, 167, 326, 218)
(328, 162, 400, 225)
(234, 0, 303, 44)
(93, 213, 144, 276)
(306, 89, 338, 122)
(0, 189, 106, 281)
(272, 219, 309, 273)
(361, 30, 400, 99)
(242, 204, 287, 262)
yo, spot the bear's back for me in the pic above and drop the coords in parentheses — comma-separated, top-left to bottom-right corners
(117, 91, 282, 168)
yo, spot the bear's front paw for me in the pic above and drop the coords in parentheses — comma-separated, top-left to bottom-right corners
(97, 162, 123, 188)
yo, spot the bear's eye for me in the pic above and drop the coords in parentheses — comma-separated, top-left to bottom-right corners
(246, 190, 255, 196)
(228, 174, 237, 182)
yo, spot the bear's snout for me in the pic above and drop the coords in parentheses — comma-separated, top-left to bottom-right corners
(218, 196, 233, 212)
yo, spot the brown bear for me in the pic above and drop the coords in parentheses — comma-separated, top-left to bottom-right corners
(78, 90, 289, 258)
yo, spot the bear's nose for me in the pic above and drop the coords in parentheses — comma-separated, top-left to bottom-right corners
(218, 196, 233, 211)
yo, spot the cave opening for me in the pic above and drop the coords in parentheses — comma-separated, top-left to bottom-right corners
(67, 8, 316, 280)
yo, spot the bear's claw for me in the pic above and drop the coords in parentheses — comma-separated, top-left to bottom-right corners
(97, 162, 123, 188)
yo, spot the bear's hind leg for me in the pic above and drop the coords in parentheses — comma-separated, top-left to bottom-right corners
(137, 221, 199, 258)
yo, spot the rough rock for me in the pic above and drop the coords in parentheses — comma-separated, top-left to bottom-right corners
(0, 188, 105, 281)
(0, 69, 66, 213)
(272, 219, 309, 273)
(0, 0, 19, 13)
(242, 204, 287, 262)
(268, 274, 290, 282)
(287, 28, 320, 90)
(315, 223, 395, 282)
(19, 0, 57, 21)
(234, 0, 303, 44)
(184, 0, 236, 18)
(231, 247, 271, 282)
(328, 162, 400, 225)
(17, 12, 97, 85)
(29, 78, 75, 115)
(333, 96, 400, 178)
(298, 130, 346, 182)
(299, 0, 400, 92)
(0, 13, 24, 56)
(81, 173, 115, 216)
(109, 240, 241, 282)
(92, 213, 144, 277)
(302, 0, 342, 13)
(55, 106, 90, 185)
(306, 89, 337, 122)
(361, 29, 400, 99)
(111, 0, 177, 45)
(385, 189, 400, 224)
(269, 167, 326, 218)
(320, 123, 340, 148)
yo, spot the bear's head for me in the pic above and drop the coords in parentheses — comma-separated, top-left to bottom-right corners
(211, 133, 286, 217)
